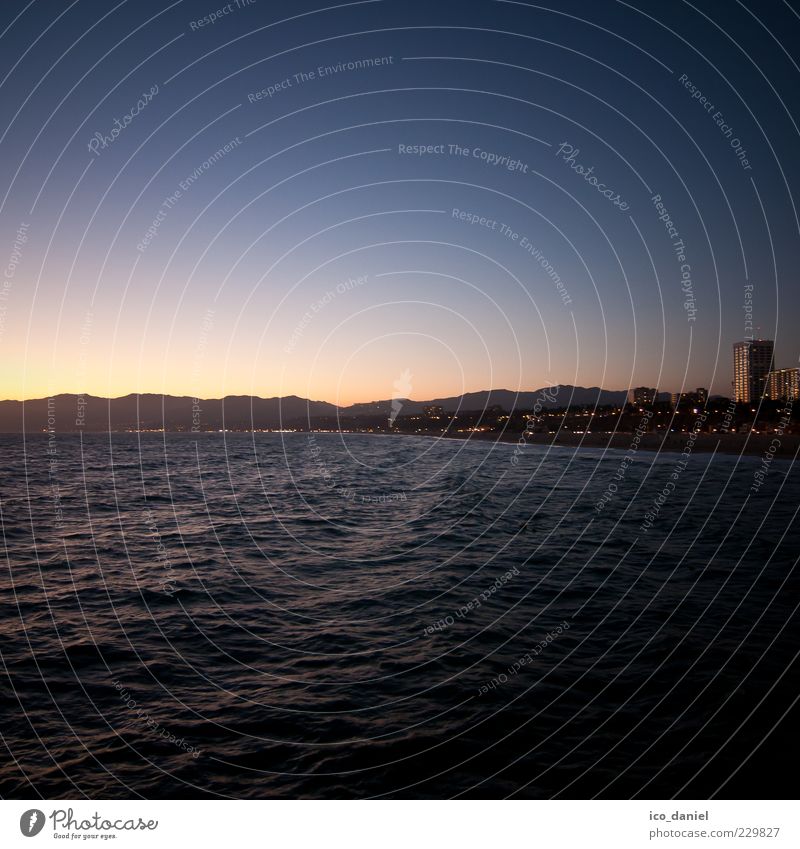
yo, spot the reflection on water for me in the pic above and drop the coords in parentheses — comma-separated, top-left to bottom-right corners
(0, 433, 797, 798)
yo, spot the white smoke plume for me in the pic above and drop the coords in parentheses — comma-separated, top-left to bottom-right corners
(388, 368, 413, 426)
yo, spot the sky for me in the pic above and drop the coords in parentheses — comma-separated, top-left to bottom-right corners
(1, 0, 799, 405)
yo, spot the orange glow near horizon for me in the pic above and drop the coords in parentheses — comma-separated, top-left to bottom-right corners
(3, 347, 542, 404)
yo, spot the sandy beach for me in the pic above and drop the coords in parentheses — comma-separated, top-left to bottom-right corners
(430, 429, 800, 459)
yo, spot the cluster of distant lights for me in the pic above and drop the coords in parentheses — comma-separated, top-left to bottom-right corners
(45, 403, 774, 436)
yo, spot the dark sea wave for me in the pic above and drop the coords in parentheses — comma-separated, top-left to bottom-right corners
(0, 433, 797, 798)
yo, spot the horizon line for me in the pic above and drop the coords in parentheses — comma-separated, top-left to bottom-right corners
(0, 384, 721, 405)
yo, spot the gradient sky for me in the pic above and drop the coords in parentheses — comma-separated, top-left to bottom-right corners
(1, 0, 799, 404)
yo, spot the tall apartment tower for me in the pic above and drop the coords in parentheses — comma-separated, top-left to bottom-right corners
(733, 339, 774, 403)
(767, 367, 800, 401)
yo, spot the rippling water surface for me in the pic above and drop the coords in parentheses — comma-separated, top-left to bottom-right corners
(1, 433, 798, 798)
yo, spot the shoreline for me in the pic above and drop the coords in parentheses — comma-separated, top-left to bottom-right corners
(425, 429, 800, 459)
(7, 429, 799, 460)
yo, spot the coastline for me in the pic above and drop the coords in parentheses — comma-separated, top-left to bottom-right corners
(8, 428, 799, 460)
(423, 429, 800, 459)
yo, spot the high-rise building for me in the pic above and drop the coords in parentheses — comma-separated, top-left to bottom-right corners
(733, 340, 774, 403)
(767, 367, 800, 401)
(628, 387, 657, 406)
(670, 388, 708, 408)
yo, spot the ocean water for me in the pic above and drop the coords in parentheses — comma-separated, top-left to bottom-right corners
(0, 432, 797, 799)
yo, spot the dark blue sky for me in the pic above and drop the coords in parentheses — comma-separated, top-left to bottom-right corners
(2, 0, 798, 402)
